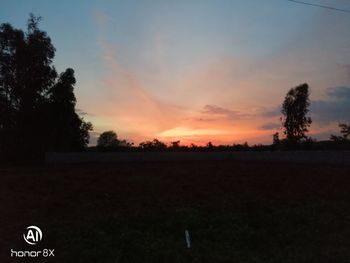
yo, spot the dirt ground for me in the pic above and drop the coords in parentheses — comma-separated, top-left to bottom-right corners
(1, 160, 350, 262)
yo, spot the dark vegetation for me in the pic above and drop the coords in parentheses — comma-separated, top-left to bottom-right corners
(0, 15, 92, 162)
(281, 83, 312, 143)
(1, 161, 350, 262)
(93, 132, 350, 153)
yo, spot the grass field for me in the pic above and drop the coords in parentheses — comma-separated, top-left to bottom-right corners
(1, 161, 350, 262)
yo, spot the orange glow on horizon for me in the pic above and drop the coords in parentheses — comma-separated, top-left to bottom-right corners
(82, 19, 348, 147)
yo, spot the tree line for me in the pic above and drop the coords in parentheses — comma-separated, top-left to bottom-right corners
(96, 83, 349, 151)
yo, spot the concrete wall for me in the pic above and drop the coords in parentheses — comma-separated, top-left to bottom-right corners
(46, 151, 350, 165)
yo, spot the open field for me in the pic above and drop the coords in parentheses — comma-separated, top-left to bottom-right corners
(1, 161, 350, 262)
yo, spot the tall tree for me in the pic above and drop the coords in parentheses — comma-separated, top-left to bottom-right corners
(48, 68, 92, 151)
(97, 131, 119, 149)
(0, 14, 92, 160)
(281, 83, 312, 143)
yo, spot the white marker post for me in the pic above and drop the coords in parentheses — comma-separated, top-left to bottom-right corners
(185, 229, 191, 248)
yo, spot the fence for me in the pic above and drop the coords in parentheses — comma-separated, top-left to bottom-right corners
(46, 151, 350, 165)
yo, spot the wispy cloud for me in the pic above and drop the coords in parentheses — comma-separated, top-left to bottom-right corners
(257, 86, 350, 137)
(94, 10, 112, 29)
(311, 86, 350, 124)
(93, 15, 190, 140)
(87, 6, 350, 145)
(260, 122, 281, 130)
(202, 105, 248, 120)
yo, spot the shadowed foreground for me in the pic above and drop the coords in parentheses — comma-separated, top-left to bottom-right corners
(1, 161, 350, 262)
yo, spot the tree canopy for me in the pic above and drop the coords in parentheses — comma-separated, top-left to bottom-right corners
(0, 14, 92, 161)
(281, 83, 312, 143)
(97, 131, 119, 149)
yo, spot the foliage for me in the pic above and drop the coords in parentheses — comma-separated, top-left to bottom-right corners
(97, 131, 119, 149)
(99, 138, 269, 152)
(281, 83, 312, 143)
(139, 139, 167, 150)
(0, 14, 92, 160)
(206, 141, 214, 148)
(330, 123, 350, 141)
(170, 140, 180, 148)
(47, 68, 93, 151)
(272, 132, 280, 146)
(96, 130, 133, 151)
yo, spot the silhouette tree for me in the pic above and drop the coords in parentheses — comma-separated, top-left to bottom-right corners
(97, 131, 119, 149)
(0, 14, 92, 160)
(272, 132, 280, 145)
(170, 140, 180, 148)
(206, 141, 213, 148)
(48, 68, 92, 151)
(281, 83, 312, 143)
(117, 139, 133, 148)
(139, 139, 167, 150)
(330, 123, 350, 141)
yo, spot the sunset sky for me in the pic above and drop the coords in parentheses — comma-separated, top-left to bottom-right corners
(2, 0, 350, 145)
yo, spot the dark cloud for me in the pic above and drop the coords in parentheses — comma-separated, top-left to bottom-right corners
(202, 105, 248, 120)
(326, 86, 350, 99)
(260, 123, 281, 130)
(204, 85, 350, 129)
(259, 86, 350, 126)
(311, 130, 335, 141)
(261, 106, 281, 117)
(203, 105, 238, 115)
(196, 117, 215, 122)
(311, 86, 350, 124)
(343, 64, 350, 75)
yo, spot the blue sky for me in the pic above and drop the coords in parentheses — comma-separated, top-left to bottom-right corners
(1, 0, 350, 145)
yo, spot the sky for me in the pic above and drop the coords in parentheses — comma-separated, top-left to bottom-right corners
(1, 0, 350, 145)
